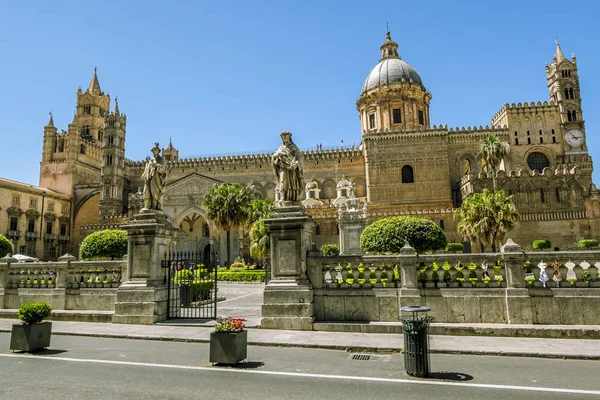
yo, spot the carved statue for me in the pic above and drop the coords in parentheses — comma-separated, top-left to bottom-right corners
(272, 132, 303, 203)
(141, 142, 167, 211)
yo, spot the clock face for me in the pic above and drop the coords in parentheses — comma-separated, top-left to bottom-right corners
(565, 129, 585, 147)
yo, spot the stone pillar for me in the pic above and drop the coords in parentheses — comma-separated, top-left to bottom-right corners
(0, 255, 17, 308)
(338, 199, 367, 255)
(112, 210, 178, 325)
(398, 243, 421, 311)
(501, 238, 532, 324)
(261, 205, 315, 330)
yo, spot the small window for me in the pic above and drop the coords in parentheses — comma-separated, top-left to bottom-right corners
(46, 221, 53, 235)
(514, 131, 518, 136)
(98, 129, 104, 142)
(552, 136, 556, 143)
(401, 165, 414, 183)
(540, 137, 543, 144)
(83, 105, 91, 115)
(13, 196, 19, 204)
(99, 108, 105, 117)
(527, 138, 531, 144)
(28, 219, 35, 233)
(48, 203, 54, 211)
(315, 224, 321, 235)
(527, 130, 530, 136)
(49, 247, 56, 258)
(439, 219, 445, 230)
(515, 138, 519, 145)
(108, 136, 114, 146)
(109, 120, 115, 128)
(60, 223, 67, 236)
(61, 204, 67, 213)
(392, 108, 402, 124)
(418, 110, 424, 125)
(527, 152, 550, 172)
(555, 188, 560, 202)
(309, 191, 315, 199)
(569, 88, 574, 99)
(30, 199, 37, 207)
(81, 144, 86, 154)
(203, 223, 210, 237)
(19, 245, 26, 254)
(10, 217, 18, 230)
(340, 189, 347, 197)
(540, 189, 545, 204)
(368, 113, 376, 129)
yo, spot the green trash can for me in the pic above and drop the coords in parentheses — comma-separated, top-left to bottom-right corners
(400, 306, 433, 378)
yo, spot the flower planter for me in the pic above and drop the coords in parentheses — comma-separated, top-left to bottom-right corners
(10, 322, 52, 352)
(209, 330, 247, 365)
(590, 282, 600, 288)
(575, 282, 590, 288)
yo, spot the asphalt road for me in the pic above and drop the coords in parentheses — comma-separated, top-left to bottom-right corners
(0, 333, 598, 399)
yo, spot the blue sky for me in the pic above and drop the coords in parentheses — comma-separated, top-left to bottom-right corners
(1, 0, 599, 186)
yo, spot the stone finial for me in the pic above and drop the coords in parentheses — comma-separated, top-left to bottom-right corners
(400, 242, 416, 255)
(0, 254, 17, 264)
(58, 253, 77, 263)
(501, 238, 521, 253)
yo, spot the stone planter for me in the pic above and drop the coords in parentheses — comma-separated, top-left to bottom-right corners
(209, 330, 248, 365)
(590, 282, 600, 288)
(575, 282, 590, 288)
(10, 322, 52, 352)
(437, 282, 448, 288)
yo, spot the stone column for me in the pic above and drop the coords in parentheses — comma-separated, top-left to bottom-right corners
(112, 210, 178, 325)
(261, 205, 315, 330)
(338, 199, 367, 255)
(398, 243, 421, 313)
(0, 255, 17, 308)
(501, 238, 532, 324)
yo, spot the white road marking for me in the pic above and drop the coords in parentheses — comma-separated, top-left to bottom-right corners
(0, 353, 598, 396)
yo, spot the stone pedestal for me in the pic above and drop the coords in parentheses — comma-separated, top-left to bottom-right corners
(338, 198, 367, 255)
(261, 205, 315, 330)
(112, 210, 178, 325)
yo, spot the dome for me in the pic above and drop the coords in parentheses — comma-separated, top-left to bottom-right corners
(336, 176, 351, 188)
(362, 58, 423, 94)
(305, 180, 318, 190)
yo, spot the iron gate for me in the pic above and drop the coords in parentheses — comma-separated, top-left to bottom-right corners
(162, 250, 218, 319)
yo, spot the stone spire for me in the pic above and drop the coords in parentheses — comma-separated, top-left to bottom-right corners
(47, 112, 54, 127)
(380, 29, 400, 61)
(87, 67, 101, 95)
(555, 40, 565, 63)
(113, 97, 120, 115)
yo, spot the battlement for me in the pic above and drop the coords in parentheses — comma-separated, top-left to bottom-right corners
(461, 165, 578, 186)
(447, 124, 508, 134)
(492, 101, 558, 124)
(126, 147, 364, 170)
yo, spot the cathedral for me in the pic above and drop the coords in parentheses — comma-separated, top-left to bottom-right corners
(2, 31, 599, 262)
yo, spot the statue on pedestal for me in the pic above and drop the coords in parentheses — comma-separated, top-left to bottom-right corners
(272, 132, 303, 203)
(142, 142, 167, 211)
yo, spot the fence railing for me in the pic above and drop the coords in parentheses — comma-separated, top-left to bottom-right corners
(1, 260, 126, 290)
(308, 249, 600, 289)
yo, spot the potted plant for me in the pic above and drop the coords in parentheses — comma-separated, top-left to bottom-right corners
(10, 301, 53, 352)
(174, 269, 193, 307)
(209, 317, 247, 365)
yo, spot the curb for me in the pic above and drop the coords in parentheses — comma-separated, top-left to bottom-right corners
(2, 328, 598, 360)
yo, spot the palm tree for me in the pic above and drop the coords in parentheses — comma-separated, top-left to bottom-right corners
(249, 220, 270, 264)
(454, 189, 519, 252)
(480, 135, 510, 193)
(202, 183, 257, 268)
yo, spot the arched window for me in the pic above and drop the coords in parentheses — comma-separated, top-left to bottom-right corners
(555, 188, 560, 203)
(540, 189, 545, 204)
(401, 165, 414, 183)
(439, 219, 445, 230)
(527, 152, 550, 172)
(203, 223, 210, 237)
(463, 159, 471, 175)
(315, 224, 320, 236)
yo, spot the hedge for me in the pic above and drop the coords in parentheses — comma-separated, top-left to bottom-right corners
(445, 242, 464, 253)
(578, 239, 599, 248)
(532, 240, 551, 250)
(321, 244, 340, 257)
(217, 271, 265, 282)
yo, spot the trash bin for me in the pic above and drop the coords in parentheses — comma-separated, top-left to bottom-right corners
(400, 306, 433, 378)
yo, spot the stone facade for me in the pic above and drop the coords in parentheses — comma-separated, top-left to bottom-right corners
(2, 33, 599, 261)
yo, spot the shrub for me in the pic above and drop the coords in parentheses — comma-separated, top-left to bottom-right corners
(191, 280, 214, 301)
(17, 302, 52, 324)
(523, 261, 534, 273)
(321, 244, 340, 257)
(174, 270, 193, 285)
(79, 229, 128, 260)
(532, 240, 551, 251)
(0, 234, 12, 258)
(229, 262, 246, 270)
(360, 216, 447, 254)
(445, 242, 464, 253)
(217, 270, 265, 282)
(578, 239, 599, 248)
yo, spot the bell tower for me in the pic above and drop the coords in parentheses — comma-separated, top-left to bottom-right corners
(546, 41, 586, 154)
(99, 99, 127, 218)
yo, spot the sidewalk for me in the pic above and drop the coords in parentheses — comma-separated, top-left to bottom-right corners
(1, 318, 599, 360)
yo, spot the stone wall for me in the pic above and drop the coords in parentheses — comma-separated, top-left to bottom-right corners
(308, 245, 600, 325)
(0, 259, 125, 311)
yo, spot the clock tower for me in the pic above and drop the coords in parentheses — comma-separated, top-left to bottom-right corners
(546, 41, 587, 154)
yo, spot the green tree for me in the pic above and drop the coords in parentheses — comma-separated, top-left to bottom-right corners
(454, 189, 519, 253)
(79, 229, 128, 260)
(360, 216, 447, 254)
(480, 134, 510, 193)
(0, 234, 12, 258)
(248, 199, 274, 265)
(202, 182, 260, 268)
